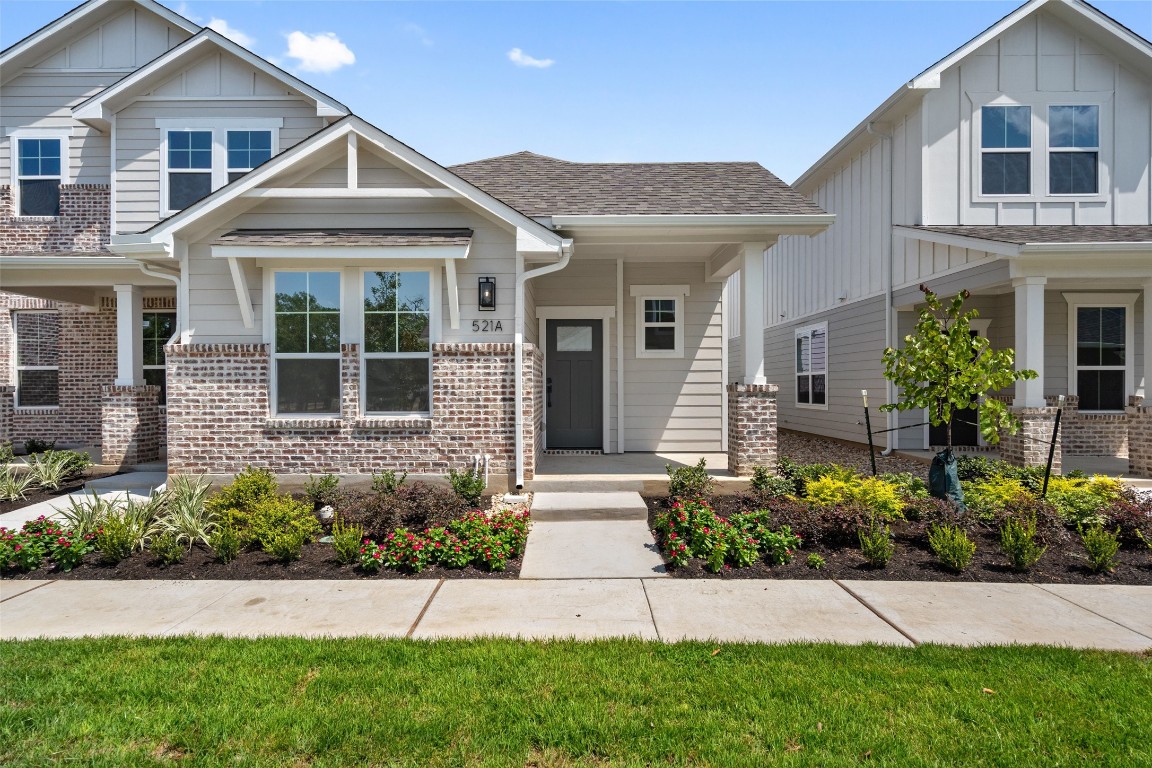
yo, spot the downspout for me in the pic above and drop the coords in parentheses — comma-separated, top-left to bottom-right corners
(867, 121, 897, 456)
(136, 261, 183, 343)
(513, 238, 574, 489)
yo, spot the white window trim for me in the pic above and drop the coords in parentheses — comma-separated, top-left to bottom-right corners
(1046, 103, 1100, 197)
(795, 321, 828, 410)
(7, 128, 72, 219)
(359, 267, 440, 418)
(156, 118, 282, 215)
(977, 103, 1033, 198)
(12, 310, 60, 410)
(1064, 292, 1138, 413)
(630, 284, 689, 359)
(264, 268, 344, 418)
(968, 91, 1112, 204)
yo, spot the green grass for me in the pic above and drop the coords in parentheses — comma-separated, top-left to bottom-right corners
(1, 638, 1149, 767)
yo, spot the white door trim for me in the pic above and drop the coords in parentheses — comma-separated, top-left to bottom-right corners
(537, 306, 616, 453)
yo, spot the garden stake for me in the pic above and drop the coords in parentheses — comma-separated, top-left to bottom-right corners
(862, 390, 878, 476)
(1041, 395, 1064, 498)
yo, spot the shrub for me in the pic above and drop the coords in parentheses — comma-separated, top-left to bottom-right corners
(341, 482, 469, 538)
(23, 438, 55, 455)
(1044, 475, 1122, 527)
(264, 528, 307, 562)
(330, 513, 365, 565)
(666, 457, 713, 499)
(304, 474, 340, 509)
(858, 518, 895, 567)
(154, 475, 216, 548)
(878, 472, 930, 501)
(988, 495, 1067, 546)
(777, 458, 857, 496)
(426, 525, 471, 569)
(241, 495, 322, 550)
(447, 467, 486, 507)
(762, 497, 872, 547)
(903, 496, 960, 525)
(1079, 524, 1121, 573)
(47, 528, 95, 571)
(205, 466, 278, 519)
(0, 466, 36, 502)
(759, 525, 802, 565)
(964, 477, 1033, 521)
(0, 441, 13, 465)
(806, 475, 906, 521)
(27, 450, 90, 491)
(750, 466, 793, 499)
(806, 553, 826, 570)
(96, 511, 148, 564)
(999, 515, 1047, 572)
(150, 531, 185, 566)
(208, 526, 242, 564)
(1106, 496, 1152, 545)
(371, 469, 407, 495)
(375, 528, 432, 573)
(359, 541, 386, 573)
(928, 524, 977, 572)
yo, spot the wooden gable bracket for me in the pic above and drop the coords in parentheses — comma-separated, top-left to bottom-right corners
(227, 256, 255, 329)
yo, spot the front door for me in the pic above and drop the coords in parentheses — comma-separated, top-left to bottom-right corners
(929, 329, 980, 447)
(546, 319, 603, 449)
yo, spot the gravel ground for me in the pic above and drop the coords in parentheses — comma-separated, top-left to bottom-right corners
(778, 430, 928, 476)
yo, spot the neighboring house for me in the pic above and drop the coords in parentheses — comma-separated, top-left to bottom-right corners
(0, 0, 831, 485)
(741, 0, 1152, 475)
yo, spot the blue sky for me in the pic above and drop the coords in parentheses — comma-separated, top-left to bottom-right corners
(3, 0, 1150, 181)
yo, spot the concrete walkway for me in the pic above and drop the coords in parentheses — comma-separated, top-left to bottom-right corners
(2, 578, 1149, 651)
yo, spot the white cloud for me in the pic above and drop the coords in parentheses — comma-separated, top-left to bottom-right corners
(403, 23, 433, 47)
(283, 31, 356, 74)
(207, 18, 255, 48)
(507, 48, 554, 69)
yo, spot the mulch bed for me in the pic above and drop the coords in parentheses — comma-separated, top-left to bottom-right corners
(645, 496, 1152, 586)
(0, 471, 120, 517)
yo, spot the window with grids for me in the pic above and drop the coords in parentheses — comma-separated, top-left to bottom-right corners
(795, 323, 827, 407)
(227, 130, 272, 182)
(14, 311, 60, 407)
(273, 272, 341, 415)
(16, 138, 62, 216)
(1049, 106, 1099, 195)
(1075, 306, 1126, 411)
(167, 130, 213, 211)
(363, 271, 431, 414)
(142, 312, 175, 405)
(981, 105, 1031, 195)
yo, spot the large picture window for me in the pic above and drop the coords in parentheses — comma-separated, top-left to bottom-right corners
(16, 138, 62, 216)
(273, 271, 341, 415)
(795, 322, 827, 408)
(142, 312, 175, 405)
(1049, 105, 1099, 195)
(14, 311, 60, 408)
(363, 271, 432, 414)
(981, 105, 1031, 195)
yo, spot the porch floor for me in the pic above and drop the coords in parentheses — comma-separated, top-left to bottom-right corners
(529, 452, 748, 494)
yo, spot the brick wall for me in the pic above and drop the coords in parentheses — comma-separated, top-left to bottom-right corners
(165, 341, 541, 478)
(0, 185, 110, 253)
(101, 385, 162, 467)
(1128, 398, 1151, 476)
(1051, 395, 1129, 458)
(727, 383, 779, 476)
(999, 407, 1061, 473)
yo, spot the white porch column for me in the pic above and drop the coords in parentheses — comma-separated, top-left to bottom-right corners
(741, 242, 767, 385)
(113, 283, 143, 386)
(1140, 278, 1152, 400)
(1013, 277, 1046, 407)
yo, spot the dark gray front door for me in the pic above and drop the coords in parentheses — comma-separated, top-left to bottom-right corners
(546, 319, 603, 449)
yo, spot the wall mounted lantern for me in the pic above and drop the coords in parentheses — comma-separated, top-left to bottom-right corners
(478, 276, 496, 311)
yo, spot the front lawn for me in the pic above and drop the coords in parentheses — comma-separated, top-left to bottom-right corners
(1, 638, 1149, 767)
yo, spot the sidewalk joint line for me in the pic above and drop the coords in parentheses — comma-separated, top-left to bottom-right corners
(640, 579, 662, 643)
(0, 580, 56, 603)
(407, 578, 444, 638)
(161, 582, 247, 636)
(1033, 584, 1152, 642)
(833, 579, 920, 647)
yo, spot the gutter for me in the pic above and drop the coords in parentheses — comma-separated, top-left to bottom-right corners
(513, 238, 574, 489)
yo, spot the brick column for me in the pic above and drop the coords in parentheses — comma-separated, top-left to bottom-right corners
(1128, 396, 1151, 477)
(999, 406, 1060, 473)
(101, 384, 161, 467)
(0, 385, 13, 447)
(727, 383, 778, 476)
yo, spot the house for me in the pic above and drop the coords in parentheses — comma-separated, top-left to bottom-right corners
(741, 0, 1152, 476)
(0, 0, 832, 487)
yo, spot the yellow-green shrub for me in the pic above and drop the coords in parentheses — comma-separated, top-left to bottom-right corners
(220, 495, 321, 550)
(805, 476, 905, 520)
(964, 477, 1033, 520)
(1044, 475, 1122, 526)
(204, 466, 278, 518)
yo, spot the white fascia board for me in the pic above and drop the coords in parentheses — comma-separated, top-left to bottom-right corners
(1019, 242, 1152, 254)
(210, 245, 470, 260)
(0, 256, 134, 268)
(551, 214, 835, 237)
(893, 226, 1022, 257)
(72, 29, 349, 125)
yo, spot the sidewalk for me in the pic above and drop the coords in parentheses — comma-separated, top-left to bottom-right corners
(2, 578, 1149, 651)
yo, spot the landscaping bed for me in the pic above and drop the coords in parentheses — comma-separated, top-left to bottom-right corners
(0, 471, 118, 517)
(0, 448, 113, 515)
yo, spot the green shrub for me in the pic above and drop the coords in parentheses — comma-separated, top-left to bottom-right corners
(447, 467, 486, 507)
(877, 472, 930, 501)
(264, 528, 307, 562)
(23, 438, 54, 455)
(205, 466, 278, 518)
(928, 524, 977, 572)
(858, 518, 894, 567)
(47, 528, 94, 571)
(999, 515, 1047, 572)
(964, 477, 1033, 521)
(806, 476, 906, 521)
(0, 441, 13, 465)
(777, 458, 857, 496)
(666, 457, 713, 499)
(759, 525, 802, 565)
(805, 553, 826, 570)
(208, 526, 241, 564)
(304, 474, 340, 509)
(27, 450, 90, 491)
(371, 469, 407, 495)
(330, 513, 365, 565)
(1079, 524, 1121, 573)
(154, 475, 216, 547)
(238, 495, 321, 549)
(149, 531, 185, 566)
(1044, 475, 1122, 527)
(750, 466, 793, 499)
(96, 512, 147, 564)
(0, 466, 36, 502)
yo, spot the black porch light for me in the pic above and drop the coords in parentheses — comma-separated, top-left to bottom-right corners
(478, 276, 496, 311)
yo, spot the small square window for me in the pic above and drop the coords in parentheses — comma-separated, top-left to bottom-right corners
(636, 293, 684, 358)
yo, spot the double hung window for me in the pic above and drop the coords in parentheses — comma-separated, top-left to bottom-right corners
(981, 105, 1031, 195)
(166, 130, 213, 211)
(1074, 306, 1126, 412)
(142, 312, 175, 404)
(273, 271, 341, 415)
(14, 311, 60, 408)
(1049, 105, 1099, 195)
(16, 138, 63, 216)
(227, 131, 273, 182)
(795, 323, 827, 407)
(633, 285, 688, 358)
(363, 271, 432, 414)
(159, 120, 280, 211)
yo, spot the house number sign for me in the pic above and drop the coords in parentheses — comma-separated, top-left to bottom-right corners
(471, 319, 504, 332)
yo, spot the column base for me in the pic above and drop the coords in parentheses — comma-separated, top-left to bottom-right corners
(1127, 397, 1151, 477)
(101, 385, 161, 467)
(999, 406, 1061, 473)
(0, 385, 13, 448)
(727, 383, 779, 477)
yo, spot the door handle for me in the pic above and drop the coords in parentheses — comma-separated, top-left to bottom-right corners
(546, 377, 553, 408)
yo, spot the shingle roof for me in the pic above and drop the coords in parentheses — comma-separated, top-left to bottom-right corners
(449, 152, 826, 217)
(909, 225, 1152, 245)
(212, 228, 473, 247)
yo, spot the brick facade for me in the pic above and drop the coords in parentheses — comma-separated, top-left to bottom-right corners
(1054, 395, 1129, 458)
(727, 383, 778, 476)
(165, 341, 541, 480)
(100, 385, 162, 467)
(0, 185, 110, 253)
(0, 385, 12, 447)
(1127, 397, 1151, 477)
(999, 406, 1061, 474)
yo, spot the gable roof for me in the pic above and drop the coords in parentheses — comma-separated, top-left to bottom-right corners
(450, 151, 826, 217)
(793, 0, 1152, 191)
(0, 0, 198, 82)
(72, 27, 348, 127)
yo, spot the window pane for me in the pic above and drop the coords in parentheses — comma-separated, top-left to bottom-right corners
(365, 358, 430, 413)
(557, 325, 593, 352)
(982, 153, 1030, 195)
(276, 313, 307, 353)
(397, 272, 430, 312)
(277, 359, 340, 414)
(796, 336, 810, 373)
(308, 272, 341, 312)
(644, 326, 675, 351)
(19, 179, 60, 216)
(364, 313, 397, 354)
(811, 374, 826, 405)
(1050, 152, 1097, 194)
(1077, 307, 1101, 366)
(644, 299, 675, 323)
(810, 329, 827, 372)
(143, 339, 160, 367)
(275, 272, 309, 312)
(143, 368, 167, 405)
(1050, 105, 1098, 148)
(16, 313, 59, 366)
(308, 312, 340, 354)
(397, 313, 430, 352)
(982, 106, 1030, 148)
(227, 131, 272, 170)
(18, 369, 59, 407)
(1100, 307, 1126, 366)
(18, 138, 61, 177)
(797, 375, 810, 404)
(1078, 369, 1125, 411)
(365, 272, 399, 312)
(227, 171, 246, 184)
(169, 172, 211, 210)
(168, 131, 212, 171)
